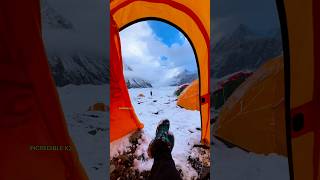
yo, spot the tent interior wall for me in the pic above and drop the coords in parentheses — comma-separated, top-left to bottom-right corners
(110, 0, 210, 145)
(282, 0, 320, 179)
(0, 0, 88, 179)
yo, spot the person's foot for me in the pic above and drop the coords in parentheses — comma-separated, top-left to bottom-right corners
(147, 132, 175, 158)
(148, 119, 173, 158)
(155, 119, 170, 140)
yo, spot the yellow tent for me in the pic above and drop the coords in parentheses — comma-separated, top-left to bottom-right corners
(177, 79, 200, 111)
(110, 0, 210, 145)
(214, 56, 286, 155)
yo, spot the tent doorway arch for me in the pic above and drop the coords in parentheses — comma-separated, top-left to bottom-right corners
(110, 0, 210, 145)
(119, 18, 201, 140)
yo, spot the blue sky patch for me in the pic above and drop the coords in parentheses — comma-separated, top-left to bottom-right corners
(148, 20, 185, 47)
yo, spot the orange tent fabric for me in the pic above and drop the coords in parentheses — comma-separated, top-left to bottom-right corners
(110, 0, 210, 145)
(177, 79, 200, 111)
(214, 56, 287, 156)
(110, 16, 144, 142)
(283, 0, 320, 179)
(0, 0, 87, 179)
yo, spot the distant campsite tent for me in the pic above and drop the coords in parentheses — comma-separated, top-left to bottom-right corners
(177, 79, 200, 111)
(175, 83, 190, 96)
(212, 71, 252, 110)
(214, 56, 286, 155)
(88, 102, 109, 112)
(110, 0, 210, 144)
(0, 1, 87, 179)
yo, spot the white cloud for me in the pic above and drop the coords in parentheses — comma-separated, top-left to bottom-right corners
(120, 21, 197, 87)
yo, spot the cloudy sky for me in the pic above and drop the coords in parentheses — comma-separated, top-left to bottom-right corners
(120, 20, 197, 87)
(211, 0, 280, 42)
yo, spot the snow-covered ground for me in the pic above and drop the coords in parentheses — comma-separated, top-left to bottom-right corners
(110, 86, 206, 179)
(57, 84, 109, 180)
(56, 84, 289, 180)
(211, 136, 290, 180)
(57, 84, 207, 179)
(211, 100, 290, 179)
(211, 108, 289, 180)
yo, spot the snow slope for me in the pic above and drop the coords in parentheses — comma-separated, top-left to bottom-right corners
(110, 87, 205, 179)
(55, 84, 290, 180)
(211, 136, 290, 180)
(57, 85, 109, 180)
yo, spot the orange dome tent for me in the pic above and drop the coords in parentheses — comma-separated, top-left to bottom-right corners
(177, 79, 200, 111)
(0, 0, 87, 179)
(110, 0, 210, 144)
(214, 56, 287, 155)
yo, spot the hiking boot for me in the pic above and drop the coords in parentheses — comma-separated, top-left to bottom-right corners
(148, 119, 171, 158)
(147, 134, 174, 159)
(155, 119, 170, 140)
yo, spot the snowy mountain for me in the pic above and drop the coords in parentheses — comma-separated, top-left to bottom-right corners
(170, 69, 198, 86)
(125, 77, 153, 89)
(41, 0, 109, 87)
(124, 64, 152, 88)
(211, 24, 283, 79)
(48, 55, 109, 87)
(41, 0, 74, 30)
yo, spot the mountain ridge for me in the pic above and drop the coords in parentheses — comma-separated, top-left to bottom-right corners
(211, 24, 282, 79)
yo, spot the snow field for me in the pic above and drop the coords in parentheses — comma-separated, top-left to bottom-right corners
(111, 86, 205, 179)
(58, 85, 109, 180)
(56, 84, 289, 180)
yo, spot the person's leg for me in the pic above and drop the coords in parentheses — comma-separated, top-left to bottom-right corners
(148, 120, 181, 180)
(148, 119, 170, 159)
(149, 140, 180, 180)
